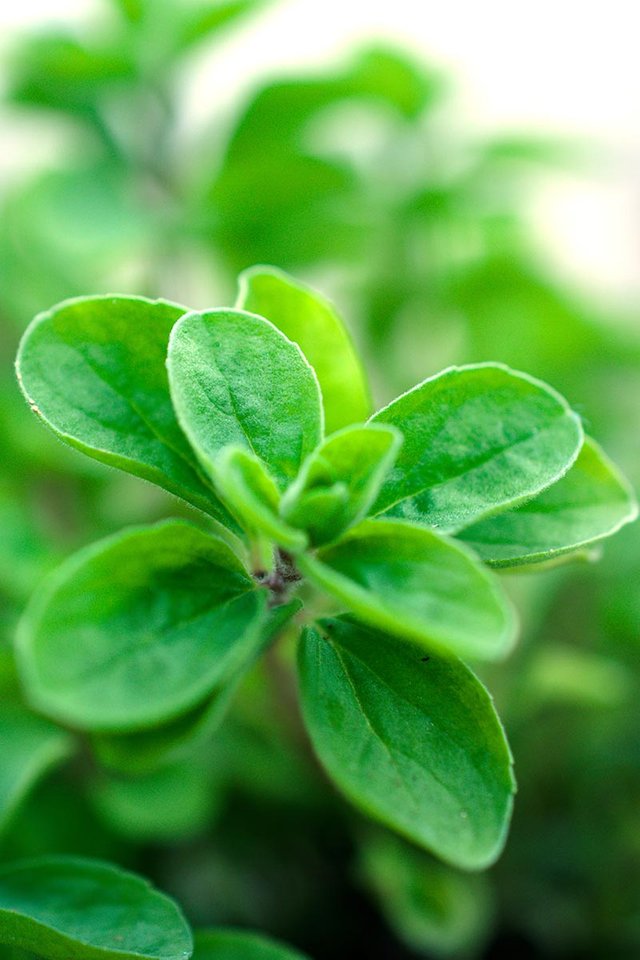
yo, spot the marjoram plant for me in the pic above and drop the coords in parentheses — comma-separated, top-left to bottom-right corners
(1, 266, 635, 960)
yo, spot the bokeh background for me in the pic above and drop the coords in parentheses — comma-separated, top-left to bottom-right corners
(1, 2, 639, 958)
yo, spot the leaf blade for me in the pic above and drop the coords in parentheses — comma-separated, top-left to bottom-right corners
(370, 363, 584, 532)
(298, 619, 515, 870)
(460, 437, 639, 567)
(298, 518, 515, 661)
(16, 521, 268, 732)
(0, 856, 192, 960)
(237, 266, 370, 432)
(167, 308, 323, 489)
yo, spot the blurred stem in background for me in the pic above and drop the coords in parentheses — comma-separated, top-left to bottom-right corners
(0, 2, 639, 958)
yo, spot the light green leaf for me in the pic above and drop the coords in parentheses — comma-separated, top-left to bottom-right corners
(237, 266, 370, 432)
(0, 706, 73, 833)
(0, 857, 192, 960)
(17, 521, 269, 732)
(16, 296, 232, 525)
(194, 929, 309, 960)
(371, 363, 583, 532)
(167, 308, 323, 489)
(358, 833, 492, 957)
(215, 447, 307, 552)
(298, 518, 515, 661)
(281, 423, 401, 544)
(298, 619, 515, 870)
(459, 437, 638, 567)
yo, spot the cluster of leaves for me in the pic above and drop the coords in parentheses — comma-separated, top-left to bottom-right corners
(3, 3, 640, 956)
(2, 266, 634, 957)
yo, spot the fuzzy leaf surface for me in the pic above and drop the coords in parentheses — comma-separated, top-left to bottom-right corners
(16, 295, 231, 523)
(460, 437, 638, 566)
(237, 266, 370, 432)
(167, 308, 323, 488)
(298, 619, 515, 870)
(0, 857, 192, 960)
(370, 363, 583, 532)
(281, 423, 401, 544)
(298, 518, 515, 661)
(17, 521, 267, 732)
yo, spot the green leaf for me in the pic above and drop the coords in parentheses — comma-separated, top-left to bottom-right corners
(0, 857, 192, 960)
(459, 437, 638, 567)
(281, 423, 401, 544)
(370, 363, 583, 532)
(91, 760, 220, 842)
(17, 521, 269, 732)
(0, 706, 73, 833)
(215, 447, 307, 552)
(298, 519, 515, 661)
(167, 308, 323, 489)
(298, 619, 514, 870)
(237, 266, 370, 433)
(358, 833, 492, 957)
(194, 929, 309, 960)
(16, 296, 233, 525)
(92, 600, 301, 775)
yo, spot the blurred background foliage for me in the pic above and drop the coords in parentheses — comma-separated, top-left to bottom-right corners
(0, 1, 639, 958)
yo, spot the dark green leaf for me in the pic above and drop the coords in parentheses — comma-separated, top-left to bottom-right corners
(194, 929, 308, 960)
(371, 363, 583, 532)
(0, 857, 192, 960)
(17, 521, 267, 732)
(298, 519, 515, 661)
(215, 447, 307, 551)
(167, 308, 323, 489)
(236, 266, 370, 432)
(298, 619, 514, 869)
(0, 706, 73, 833)
(281, 423, 401, 544)
(16, 296, 232, 524)
(460, 437, 638, 567)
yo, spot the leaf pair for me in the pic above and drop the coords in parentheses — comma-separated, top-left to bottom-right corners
(0, 856, 306, 960)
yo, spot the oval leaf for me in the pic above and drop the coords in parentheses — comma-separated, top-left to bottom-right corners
(370, 363, 583, 532)
(0, 856, 192, 960)
(16, 295, 231, 524)
(167, 308, 323, 489)
(459, 437, 638, 567)
(298, 518, 515, 661)
(281, 423, 401, 544)
(0, 705, 73, 833)
(237, 266, 370, 432)
(17, 521, 268, 731)
(195, 929, 309, 960)
(298, 619, 515, 870)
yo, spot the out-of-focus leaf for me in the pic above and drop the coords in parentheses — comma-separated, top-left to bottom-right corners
(358, 832, 493, 957)
(0, 706, 73, 834)
(194, 928, 309, 960)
